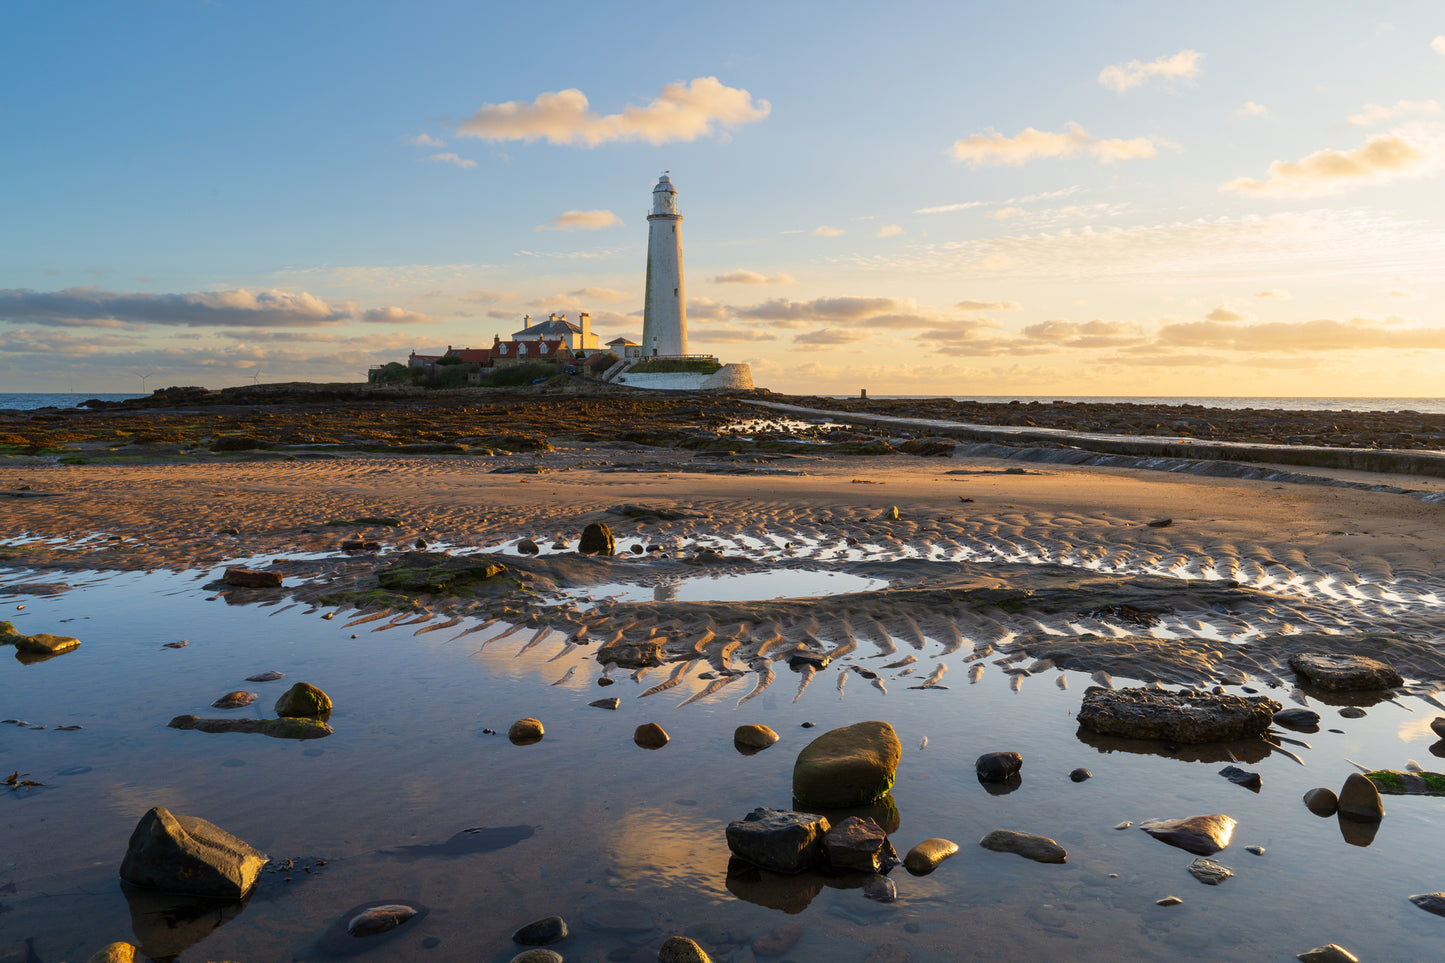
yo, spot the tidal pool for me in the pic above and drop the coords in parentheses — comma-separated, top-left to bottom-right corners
(3, 568, 1445, 961)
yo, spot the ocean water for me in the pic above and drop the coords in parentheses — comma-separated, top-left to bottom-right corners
(873, 396, 1445, 414)
(0, 392, 145, 411)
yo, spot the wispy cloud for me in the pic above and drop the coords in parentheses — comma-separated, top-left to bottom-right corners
(1155, 316, 1445, 351)
(915, 201, 985, 214)
(1206, 305, 1247, 322)
(876, 224, 904, 238)
(793, 327, 871, 347)
(535, 209, 622, 232)
(1347, 100, 1441, 126)
(988, 206, 1027, 220)
(0, 287, 432, 328)
(457, 77, 769, 147)
(736, 296, 916, 325)
(427, 152, 475, 168)
(1098, 50, 1203, 93)
(814, 225, 845, 237)
(957, 299, 1022, 312)
(950, 123, 1161, 166)
(1222, 131, 1436, 197)
(406, 133, 445, 147)
(711, 270, 795, 285)
(1238, 101, 1271, 118)
(1432, 35, 1445, 55)
(1254, 289, 1292, 300)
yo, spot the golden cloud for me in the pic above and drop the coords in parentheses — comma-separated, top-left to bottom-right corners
(1222, 133, 1433, 197)
(1098, 50, 1203, 92)
(711, 271, 795, 285)
(950, 123, 1159, 166)
(535, 210, 622, 232)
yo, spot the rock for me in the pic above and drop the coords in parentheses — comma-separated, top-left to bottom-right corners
(979, 829, 1067, 863)
(1219, 765, 1262, 790)
(589, 697, 620, 710)
(1432, 717, 1445, 739)
(903, 837, 958, 875)
(508, 718, 544, 743)
(1339, 706, 1366, 719)
(1337, 773, 1384, 821)
(348, 903, 420, 937)
(512, 915, 568, 945)
(1138, 815, 1236, 855)
(735, 724, 780, 749)
(1186, 857, 1233, 885)
(1364, 768, 1445, 795)
(752, 923, 802, 957)
(12, 632, 81, 656)
(863, 874, 897, 902)
(725, 807, 830, 874)
(167, 715, 332, 739)
(1077, 686, 1280, 743)
(1288, 653, 1402, 691)
(822, 815, 897, 872)
(1147, 518, 1173, 528)
(1297, 945, 1359, 963)
(897, 439, 954, 457)
(578, 522, 616, 556)
(659, 935, 711, 962)
(975, 751, 1022, 782)
(1246, 845, 1265, 855)
(1274, 708, 1321, 731)
(1156, 896, 1183, 907)
(598, 637, 664, 668)
(517, 538, 541, 555)
(86, 943, 138, 963)
(0, 620, 16, 641)
(634, 722, 669, 749)
(792, 720, 901, 807)
(223, 567, 281, 588)
(211, 691, 258, 710)
(1303, 787, 1339, 815)
(245, 670, 285, 682)
(274, 682, 331, 717)
(1409, 892, 1445, 916)
(377, 552, 506, 593)
(340, 539, 380, 551)
(510, 951, 563, 963)
(118, 806, 267, 898)
(1069, 768, 1092, 782)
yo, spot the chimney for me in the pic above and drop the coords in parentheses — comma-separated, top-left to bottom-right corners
(579, 312, 590, 348)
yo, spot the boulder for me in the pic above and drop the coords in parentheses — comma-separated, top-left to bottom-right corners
(598, 637, 664, 668)
(222, 567, 281, 588)
(1337, 773, 1384, 822)
(725, 807, 830, 874)
(978, 829, 1067, 863)
(1274, 708, 1322, 731)
(517, 538, 541, 555)
(118, 806, 267, 899)
(167, 715, 332, 739)
(1138, 815, 1236, 855)
(512, 916, 568, 945)
(578, 522, 615, 556)
(377, 552, 506, 593)
(86, 944, 138, 963)
(348, 903, 421, 937)
(792, 720, 901, 807)
(1186, 857, 1233, 885)
(903, 837, 959, 875)
(1077, 686, 1280, 743)
(274, 682, 331, 717)
(659, 936, 712, 963)
(975, 751, 1022, 782)
(822, 816, 897, 872)
(1432, 717, 1445, 739)
(634, 722, 670, 749)
(12, 633, 80, 656)
(508, 718, 544, 743)
(1288, 653, 1402, 691)
(1364, 768, 1445, 795)
(735, 724, 780, 749)
(1303, 787, 1339, 816)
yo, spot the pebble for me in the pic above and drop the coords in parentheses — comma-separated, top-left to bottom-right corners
(1156, 896, 1183, 906)
(1069, 768, 1092, 782)
(211, 691, 258, 709)
(512, 916, 567, 945)
(734, 724, 780, 749)
(1246, 845, 1265, 855)
(634, 722, 669, 749)
(903, 838, 958, 875)
(1339, 707, 1367, 719)
(597, 677, 615, 687)
(1186, 857, 1233, 885)
(245, 670, 285, 682)
(1296, 945, 1359, 963)
(508, 718, 545, 743)
(347, 903, 420, 937)
(589, 698, 621, 710)
(1113, 821, 1133, 830)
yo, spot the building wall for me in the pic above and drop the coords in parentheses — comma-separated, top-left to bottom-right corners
(614, 363, 753, 392)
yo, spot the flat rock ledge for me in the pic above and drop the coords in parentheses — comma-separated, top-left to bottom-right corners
(1077, 686, 1281, 743)
(1288, 653, 1403, 691)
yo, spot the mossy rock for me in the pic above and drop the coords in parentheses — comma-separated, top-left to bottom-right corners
(1365, 769, 1445, 795)
(13, 632, 80, 656)
(274, 682, 333, 718)
(169, 714, 332, 740)
(792, 720, 901, 807)
(377, 552, 507, 593)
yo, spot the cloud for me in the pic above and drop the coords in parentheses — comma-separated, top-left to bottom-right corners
(1155, 316, 1445, 352)
(427, 152, 476, 168)
(461, 289, 513, 303)
(950, 123, 1160, 166)
(1223, 132, 1435, 197)
(1206, 306, 1246, 322)
(406, 133, 445, 147)
(691, 326, 776, 343)
(736, 296, 908, 323)
(877, 224, 904, 238)
(793, 328, 871, 347)
(1238, 101, 1271, 118)
(1388, 288, 1420, 300)
(957, 299, 1022, 312)
(686, 297, 730, 322)
(988, 206, 1027, 220)
(1020, 319, 1146, 349)
(814, 226, 845, 237)
(1098, 50, 1204, 92)
(535, 209, 622, 232)
(915, 201, 985, 214)
(1254, 289, 1292, 300)
(1433, 36, 1445, 54)
(457, 76, 770, 147)
(0, 287, 432, 328)
(1347, 100, 1441, 126)
(570, 286, 630, 303)
(711, 270, 795, 285)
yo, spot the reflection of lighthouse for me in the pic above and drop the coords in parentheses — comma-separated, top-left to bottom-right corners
(642, 173, 687, 357)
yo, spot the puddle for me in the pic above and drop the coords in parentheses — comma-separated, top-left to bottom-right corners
(575, 570, 889, 605)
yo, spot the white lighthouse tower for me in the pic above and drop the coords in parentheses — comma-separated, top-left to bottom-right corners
(642, 173, 687, 357)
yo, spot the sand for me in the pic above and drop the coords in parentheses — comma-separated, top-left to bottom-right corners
(5, 436, 1445, 701)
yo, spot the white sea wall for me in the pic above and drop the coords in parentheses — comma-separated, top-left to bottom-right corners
(614, 363, 753, 392)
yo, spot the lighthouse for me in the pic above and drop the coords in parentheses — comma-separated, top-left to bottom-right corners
(641, 173, 687, 357)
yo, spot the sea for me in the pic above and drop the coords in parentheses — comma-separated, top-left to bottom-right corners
(3, 391, 1445, 413)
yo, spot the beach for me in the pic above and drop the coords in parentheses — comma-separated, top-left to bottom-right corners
(5, 389, 1445, 961)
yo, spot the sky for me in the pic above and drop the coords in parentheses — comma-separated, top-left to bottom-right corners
(3, 1, 1444, 397)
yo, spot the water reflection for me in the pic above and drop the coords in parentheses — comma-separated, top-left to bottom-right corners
(123, 884, 248, 963)
(792, 793, 900, 835)
(1074, 725, 1275, 763)
(654, 583, 678, 602)
(1338, 814, 1381, 847)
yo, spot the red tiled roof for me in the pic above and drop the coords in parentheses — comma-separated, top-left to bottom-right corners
(445, 348, 492, 363)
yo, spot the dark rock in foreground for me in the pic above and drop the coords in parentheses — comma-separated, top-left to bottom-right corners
(376, 552, 506, 593)
(725, 807, 830, 874)
(1219, 765, 1262, 790)
(119, 806, 267, 899)
(1273, 708, 1322, 731)
(1077, 686, 1280, 743)
(974, 751, 1022, 782)
(792, 720, 901, 807)
(1338, 773, 1385, 821)
(1138, 815, 1236, 855)
(1409, 893, 1445, 917)
(578, 522, 615, 556)
(274, 682, 332, 718)
(1288, 653, 1403, 691)
(822, 815, 897, 873)
(512, 915, 568, 946)
(223, 567, 281, 588)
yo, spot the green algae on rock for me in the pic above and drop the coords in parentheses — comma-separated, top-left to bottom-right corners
(274, 682, 332, 718)
(792, 720, 901, 807)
